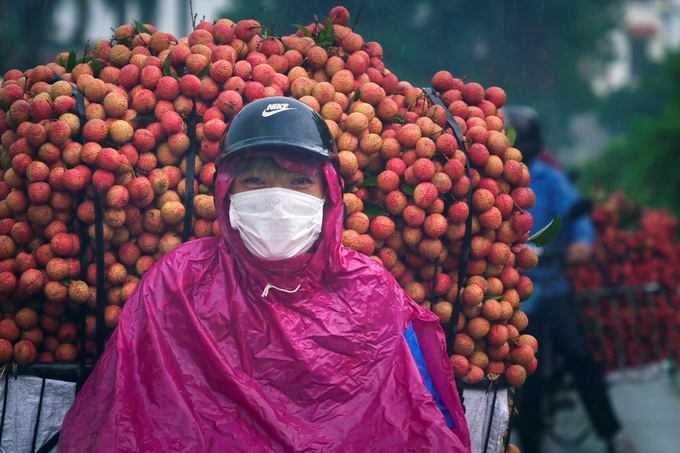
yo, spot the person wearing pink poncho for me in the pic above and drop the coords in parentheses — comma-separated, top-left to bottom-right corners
(58, 97, 471, 452)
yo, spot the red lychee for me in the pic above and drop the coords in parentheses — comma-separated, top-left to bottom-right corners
(55, 343, 79, 362)
(376, 169, 401, 193)
(471, 188, 495, 213)
(0, 339, 12, 363)
(510, 344, 536, 368)
(13, 339, 38, 366)
(450, 354, 470, 379)
(505, 364, 527, 387)
(413, 182, 439, 209)
(369, 215, 396, 240)
(465, 365, 485, 384)
(486, 324, 509, 347)
(481, 299, 502, 323)
(14, 307, 39, 330)
(466, 316, 491, 340)
(0, 318, 21, 342)
(453, 333, 475, 357)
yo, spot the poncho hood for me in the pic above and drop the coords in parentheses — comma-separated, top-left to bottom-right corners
(58, 159, 471, 452)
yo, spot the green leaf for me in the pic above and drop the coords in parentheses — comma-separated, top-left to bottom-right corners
(343, 181, 360, 193)
(132, 20, 153, 35)
(314, 17, 336, 49)
(362, 175, 377, 187)
(433, 153, 448, 165)
(163, 53, 173, 77)
(67, 50, 77, 72)
(293, 23, 313, 39)
(400, 182, 415, 197)
(56, 55, 68, 70)
(362, 200, 390, 219)
(346, 88, 361, 110)
(57, 50, 76, 72)
(89, 59, 104, 77)
(528, 214, 562, 247)
(507, 124, 516, 147)
(391, 114, 407, 125)
(130, 113, 157, 122)
(196, 65, 211, 80)
(74, 55, 94, 66)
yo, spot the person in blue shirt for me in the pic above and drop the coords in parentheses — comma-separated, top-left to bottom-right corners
(503, 106, 636, 453)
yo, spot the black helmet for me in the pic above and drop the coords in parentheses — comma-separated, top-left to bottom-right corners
(501, 105, 543, 164)
(218, 96, 337, 163)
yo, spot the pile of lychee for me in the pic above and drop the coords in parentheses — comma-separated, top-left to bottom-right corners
(0, 5, 538, 387)
(565, 191, 680, 371)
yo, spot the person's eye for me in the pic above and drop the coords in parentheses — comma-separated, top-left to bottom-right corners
(291, 176, 313, 186)
(241, 175, 264, 185)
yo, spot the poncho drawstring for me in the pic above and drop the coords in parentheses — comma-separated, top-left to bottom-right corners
(261, 283, 301, 297)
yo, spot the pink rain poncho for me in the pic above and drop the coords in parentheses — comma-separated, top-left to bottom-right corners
(58, 159, 471, 452)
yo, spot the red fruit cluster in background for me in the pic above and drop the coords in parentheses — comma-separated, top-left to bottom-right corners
(565, 191, 680, 371)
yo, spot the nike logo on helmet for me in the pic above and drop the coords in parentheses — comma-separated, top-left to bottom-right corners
(261, 103, 296, 117)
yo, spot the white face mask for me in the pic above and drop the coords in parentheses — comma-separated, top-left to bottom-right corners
(229, 187, 325, 261)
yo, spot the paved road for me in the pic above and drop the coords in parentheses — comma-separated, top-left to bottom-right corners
(511, 361, 680, 452)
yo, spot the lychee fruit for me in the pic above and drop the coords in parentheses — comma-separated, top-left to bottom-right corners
(509, 310, 529, 332)
(466, 316, 491, 340)
(453, 333, 475, 357)
(450, 354, 470, 379)
(481, 299, 502, 322)
(504, 364, 527, 387)
(412, 182, 439, 209)
(432, 300, 453, 324)
(376, 169, 401, 193)
(471, 188, 495, 213)
(515, 334, 539, 353)
(369, 215, 396, 240)
(0, 339, 12, 363)
(422, 213, 448, 238)
(465, 364, 485, 384)
(0, 318, 21, 342)
(14, 307, 39, 330)
(486, 324, 509, 347)
(510, 344, 536, 368)
(13, 339, 38, 366)
(55, 343, 79, 362)
(160, 200, 186, 226)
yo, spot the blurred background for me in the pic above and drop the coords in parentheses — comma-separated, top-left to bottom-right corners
(1, 0, 679, 217)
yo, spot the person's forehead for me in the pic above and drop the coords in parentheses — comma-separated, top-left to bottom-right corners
(234, 153, 322, 176)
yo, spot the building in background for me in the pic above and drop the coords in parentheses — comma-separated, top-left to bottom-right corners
(594, 0, 680, 96)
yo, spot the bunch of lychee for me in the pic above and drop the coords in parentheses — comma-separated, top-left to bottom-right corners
(565, 191, 680, 372)
(0, 5, 538, 386)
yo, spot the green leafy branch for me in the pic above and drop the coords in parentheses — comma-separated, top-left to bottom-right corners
(293, 16, 336, 49)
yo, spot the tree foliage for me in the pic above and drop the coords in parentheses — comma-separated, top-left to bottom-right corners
(0, 0, 158, 79)
(581, 51, 680, 218)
